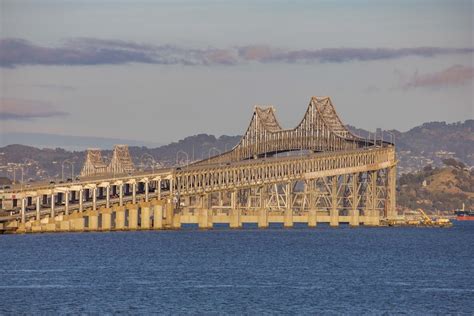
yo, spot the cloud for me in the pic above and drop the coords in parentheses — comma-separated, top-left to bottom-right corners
(402, 65, 474, 88)
(0, 98, 68, 120)
(1, 38, 473, 68)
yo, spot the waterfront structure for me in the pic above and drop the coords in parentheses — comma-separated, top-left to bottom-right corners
(0, 96, 397, 233)
(80, 145, 135, 177)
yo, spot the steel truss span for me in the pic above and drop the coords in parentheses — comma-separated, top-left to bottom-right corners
(0, 95, 397, 232)
(194, 96, 385, 165)
(80, 145, 135, 177)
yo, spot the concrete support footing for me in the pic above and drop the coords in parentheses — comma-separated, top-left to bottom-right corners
(258, 209, 268, 228)
(330, 209, 339, 227)
(140, 202, 151, 229)
(115, 206, 126, 230)
(308, 209, 317, 227)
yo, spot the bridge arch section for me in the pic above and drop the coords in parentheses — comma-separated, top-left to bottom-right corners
(195, 96, 371, 165)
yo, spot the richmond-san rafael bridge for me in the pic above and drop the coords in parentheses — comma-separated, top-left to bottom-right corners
(0, 96, 397, 233)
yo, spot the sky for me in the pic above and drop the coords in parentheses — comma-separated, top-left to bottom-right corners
(0, 0, 473, 145)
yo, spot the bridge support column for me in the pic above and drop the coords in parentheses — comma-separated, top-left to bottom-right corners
(156, 179, 161, 200)
(164, 201, 174, 228)
(364, 171, 377, 226)
(140, 202, 151, 229)
(106, 186, 110, 209)
(92, 187, 97, 211)
(330, 177, 339, 227)
(198, 208, 212, 229)
(230, 191, 241, 228)
(132, 183, 136, 204)
(145, 181, 149, 202)
(258, 209, 268, 228)
(119, 184, 123, 207)
(79, 189, 84, 212)
(153, 202, 163, 229)
(115, 206, 126, 230)
(59, 215, 71, 232)
(100, 207, 112, 231)
(387, 165, 397, 219)
(36, 196, 41, 221)
(71, 212, 84, 232)
(308, 209, 317, 227)
(51, 192, 55, 218)
(350, 174, 359, 226)
(65, 191, 69, 215)
(21, 198, 26, 223)
(349, 209, 360, 226)
(330, 209, 339, 227)
(87, 209, 99, 231)
(284, 182, 293, 228)
(127, 204, 138, 230)
(172, 211, 181, 229)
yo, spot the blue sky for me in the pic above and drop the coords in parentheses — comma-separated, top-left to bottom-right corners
(1, 0, 473, 144)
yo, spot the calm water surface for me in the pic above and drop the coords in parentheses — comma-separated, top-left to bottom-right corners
(1, 223, 473, 314)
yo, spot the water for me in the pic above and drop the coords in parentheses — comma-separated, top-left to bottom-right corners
(1, 223, 473, 314)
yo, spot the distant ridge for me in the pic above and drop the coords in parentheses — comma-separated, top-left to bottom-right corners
(0, 120, 472, 181)
(0, 132, 162, 151)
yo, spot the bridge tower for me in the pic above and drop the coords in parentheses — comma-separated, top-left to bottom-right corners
(108, 145, 135, 175)
(80, 148, 107, 177)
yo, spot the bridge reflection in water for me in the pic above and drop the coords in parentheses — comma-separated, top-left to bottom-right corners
(0, 96, 396, 233)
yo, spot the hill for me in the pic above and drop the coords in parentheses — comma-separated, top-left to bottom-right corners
(398, 159, 474, 212)
(0, 120, 472, 181)
(348, 119, 474, 174)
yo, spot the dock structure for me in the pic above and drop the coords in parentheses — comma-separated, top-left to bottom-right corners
(0, 96, 397, 233)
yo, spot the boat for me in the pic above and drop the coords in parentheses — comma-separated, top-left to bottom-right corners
(455, 209, 474, 221)
(455, 204, 474, 221)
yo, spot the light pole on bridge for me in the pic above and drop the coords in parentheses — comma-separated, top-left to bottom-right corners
(386, 131, 395, 146)
(140, 153, 157, 173)
(208, 147, 221, 159)
(176, 150, 189, 167)
(61, 159, 74, 181)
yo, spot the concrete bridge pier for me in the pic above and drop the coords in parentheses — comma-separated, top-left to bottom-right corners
(349, 209, 360, 226)
(308, 209, 317, 227)
(140, 202, 151, 229)
(284, 182, 293, 228)
(152, 202, 163, 229)
(330, 176, 339, 227)
(229, 191, 241, 228)
(198, 208, 212, 229)
(87, 209, 99, 231)
(70, 212, 85, 232)
(115, 206, 126, 230)
(330, 209, 339, 227)
(230, 208, 241, 228)
(172, 211, 181, 229)
(258, 209, 268, 228)
(100, 207, 112, 231)
(127, 204, 138, 230)
(59, 215, 71, 232)
(284, 209, 294, 228)
(164, 201, 174, 228)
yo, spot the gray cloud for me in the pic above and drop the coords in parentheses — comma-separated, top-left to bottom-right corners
(402, 65, 474, 88)
(1, 38, 473, 68)
(0, 98, 68, 120)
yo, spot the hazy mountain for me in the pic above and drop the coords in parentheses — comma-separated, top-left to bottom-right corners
(0, 120, 472, 181)
(0, 132, 162, 151)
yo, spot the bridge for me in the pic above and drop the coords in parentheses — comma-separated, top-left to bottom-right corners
(0, 96, 397, 233)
